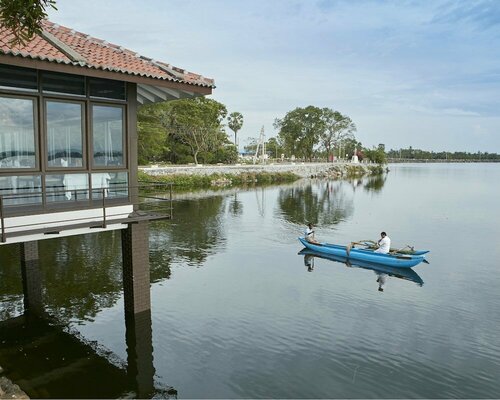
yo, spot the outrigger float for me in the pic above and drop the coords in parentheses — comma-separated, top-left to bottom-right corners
(298, 237, 429, 268)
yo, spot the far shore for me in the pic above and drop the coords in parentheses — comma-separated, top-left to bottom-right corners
(140, 161, 377, 179)
(138, 161, 385, 190)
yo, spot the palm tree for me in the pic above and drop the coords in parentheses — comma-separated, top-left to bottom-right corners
(228, 112, 244, 152)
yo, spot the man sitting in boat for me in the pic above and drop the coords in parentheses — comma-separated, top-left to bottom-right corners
(305, 223, 319, 244)
(374, 232, 391, 254)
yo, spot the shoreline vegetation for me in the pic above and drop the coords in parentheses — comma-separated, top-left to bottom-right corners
(139, 162, 385, 190)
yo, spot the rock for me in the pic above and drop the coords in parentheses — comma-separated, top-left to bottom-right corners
(0, 377, 29, 399)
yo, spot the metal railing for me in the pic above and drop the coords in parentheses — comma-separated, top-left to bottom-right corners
(0, 183, 173, 243)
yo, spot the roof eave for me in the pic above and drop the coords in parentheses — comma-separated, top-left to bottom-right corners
(0, 53, 214, 95)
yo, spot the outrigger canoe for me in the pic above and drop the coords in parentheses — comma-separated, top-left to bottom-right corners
(298, 237, 428, 268)
(298, 248, 424, 286)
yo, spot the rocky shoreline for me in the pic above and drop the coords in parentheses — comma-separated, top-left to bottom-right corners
(140, 161, 383, 181)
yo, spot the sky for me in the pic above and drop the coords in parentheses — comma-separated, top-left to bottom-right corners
(47, 0, 500, 152)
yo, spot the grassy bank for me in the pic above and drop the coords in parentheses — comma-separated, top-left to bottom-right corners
(138, 170, 301, 190)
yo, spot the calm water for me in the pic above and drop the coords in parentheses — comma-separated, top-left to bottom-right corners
(1, 163, 500, 398)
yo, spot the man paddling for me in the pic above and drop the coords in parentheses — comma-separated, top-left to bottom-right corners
(374, 231, 391, 254)
(305, 223, 319, 244)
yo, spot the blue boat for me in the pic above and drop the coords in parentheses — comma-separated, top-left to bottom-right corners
(298, 237, 428, 268)
(298, 248, 424, 286)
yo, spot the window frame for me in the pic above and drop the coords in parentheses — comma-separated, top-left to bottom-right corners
(0, 93, 40, 172)
(43, 98, 87, 171)
(0, 65, 132, 213)
(90, 102, 127, 170)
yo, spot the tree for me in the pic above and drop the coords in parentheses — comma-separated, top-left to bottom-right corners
(159, 97, 228, 165)
(137, 103, 169, 164)
(0, 0, 57, 45)
(319, 109, 356, 161)
(274, 106, 325, 161)
(266, 137, 284, 159)
(343, 138, 363, 161)
(364, 147, 387, 164)
(227, 111, 243, 151)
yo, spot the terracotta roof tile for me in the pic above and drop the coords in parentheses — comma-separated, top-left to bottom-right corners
(0, 26, 71, 62)
(0, 20, 214, 88)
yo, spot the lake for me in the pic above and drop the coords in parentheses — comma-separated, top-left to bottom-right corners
(1, 163, 500, 398)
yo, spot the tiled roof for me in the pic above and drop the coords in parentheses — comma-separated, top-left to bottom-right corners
(0, 20, 214, 88)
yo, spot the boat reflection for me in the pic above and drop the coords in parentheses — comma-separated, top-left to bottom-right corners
(298, 248, 424, 287)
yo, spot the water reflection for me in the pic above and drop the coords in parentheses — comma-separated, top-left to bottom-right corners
(278, 180, 354, 225)
(0, 311, 168, 399)
(0, 244, 24, 320)
(150, 196, 227, 267)
(304, 253, 314, 272)
(40, 233, 123, 322)
(363, 174, 387, 193)
(228, 192, 243, 216)
(298, 248, 424, 288)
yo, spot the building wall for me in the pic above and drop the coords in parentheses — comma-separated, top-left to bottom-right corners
(0, 64, 138, 242)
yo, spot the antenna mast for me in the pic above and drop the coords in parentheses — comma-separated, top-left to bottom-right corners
(253, 126, 266, 164)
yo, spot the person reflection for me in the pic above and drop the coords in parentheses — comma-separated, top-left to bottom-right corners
(304, 254, 315, 272)
(375, 272, 388, 292)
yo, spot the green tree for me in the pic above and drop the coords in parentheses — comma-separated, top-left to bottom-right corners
(274, 106, 325, 161)
(266, 137, 284, 159)
(364, 147, 387, 164)
(137, 103, 169, 164)
(0, 0, 57, 45)
(320, 109, 356, 161)
(140, 97, 229, 164)
(227, 111, 243, 151)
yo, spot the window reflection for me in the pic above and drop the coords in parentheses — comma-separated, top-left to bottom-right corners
(92, 172, 128, 199)
(46, 173, 89, 202)
(0, 175, 41, 206)
(0, 97, 36, 169)
(0, 65, 37, 91)
(89, 78, 126, 100)
(41, 72, 85, 96)
(92, 106, 124, 167)
(47, 102, 84, 168)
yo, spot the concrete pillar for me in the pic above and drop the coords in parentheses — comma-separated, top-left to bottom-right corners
(20, 241, 43, 314)
(121, 221, 151, 315)
(125, 309, 155, 398)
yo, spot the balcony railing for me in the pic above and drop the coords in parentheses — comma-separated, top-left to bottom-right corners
(0, 183, 173, 243)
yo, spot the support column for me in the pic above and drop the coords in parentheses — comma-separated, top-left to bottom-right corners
(125, 309, 155, 398)
(20, 241, 43, 314)
(121, 221, 151, 315)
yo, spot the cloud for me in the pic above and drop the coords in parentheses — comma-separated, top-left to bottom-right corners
(47, 0, 500, 152)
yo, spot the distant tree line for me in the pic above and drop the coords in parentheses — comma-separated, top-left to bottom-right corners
(139, 99, 499, 166)
(137, 100, 388, 165)
(387, 147, 500, 161)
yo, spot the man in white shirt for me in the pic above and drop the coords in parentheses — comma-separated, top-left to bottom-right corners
(374, 231, 391, 254)
(305, 223, 319, 244)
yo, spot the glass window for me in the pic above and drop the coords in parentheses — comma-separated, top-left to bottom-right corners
(0, 175, 41, 206)
(46, 173, 88, 202)
(89, 78, 126, 100)
(0, 97, 36, 169)
(109, 171, 128, 199)
(92, 172, 128, 199)
(46, 101, 84, 168)
(0, 65, 38, 91)
(41, 72, 85, 96)
(92, 105, 124, 167)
